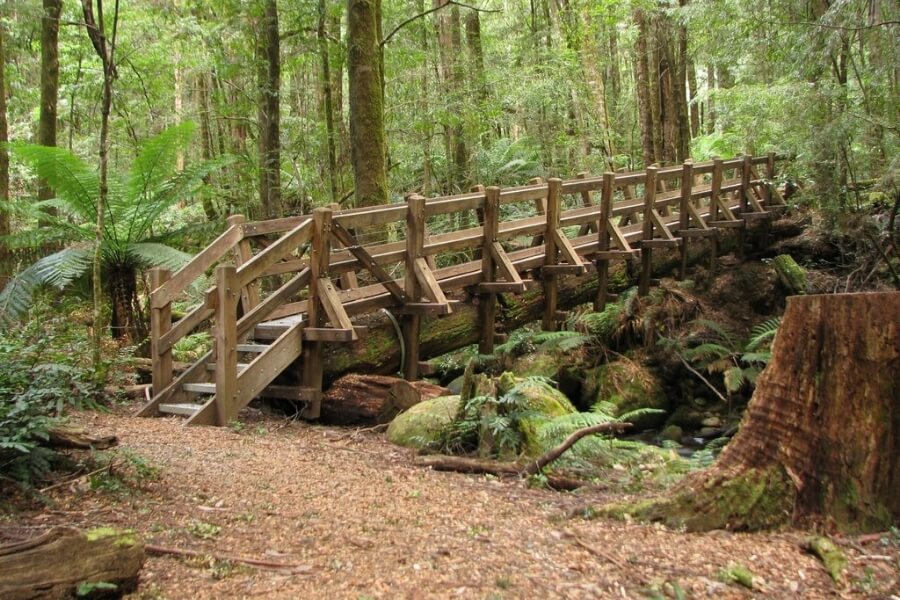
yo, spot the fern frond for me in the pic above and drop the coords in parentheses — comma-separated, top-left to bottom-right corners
(127, 122, 197, 205)
(740, 351, 771, 365)
(10, 143, 99, 221)
(126, 242, 193, 271)
(616, 407, 665, 425)
(746, 318, 781, 351)
(723, 366, 746, 393)
(0, 246, 93, 320)
(691, 318, 738, 348)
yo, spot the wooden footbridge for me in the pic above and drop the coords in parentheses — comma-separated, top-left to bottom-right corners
(137, 154, 786, 426)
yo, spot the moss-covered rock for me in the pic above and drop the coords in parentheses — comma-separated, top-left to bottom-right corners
(386, 395, 461, 450)
(495, 373, 576, 457)
(582, 358, 669, 429)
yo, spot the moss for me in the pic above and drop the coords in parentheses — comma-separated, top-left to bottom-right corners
(804, 536, 847, 583)
(718, 563, 755, 589)
(85, 527, 138, 548)
(597, 464, 795, 532)
(386, 395, 461, 450)
(584, 358, 669, 429)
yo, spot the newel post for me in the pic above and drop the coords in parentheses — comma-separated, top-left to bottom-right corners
(215, 264, 239, 425)
(149, 268, 172, 399)
(402, 195, 426, 380)
(302, 207, 332, 419)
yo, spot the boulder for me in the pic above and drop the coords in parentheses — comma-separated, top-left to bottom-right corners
(386, 395, 461, 450)
(495, 373, 576, 457)
(582, 357, 669, 429)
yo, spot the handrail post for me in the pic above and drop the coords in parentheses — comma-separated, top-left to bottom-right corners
(576, 172, 596, 236)
(765, 151, 776, 205)
(226, 214, 260, 314)
(542, 178, 561, 331)
(402, 195, 426, 380)
(215, 264, 239, 425)
(302, 207, 332, 418)
(639, 166, 658, 296)
(478, 187, 500, 355)
(738, 154, 752, 259)
(595, 172, 615, 311)
(149, 268, 173, 400)
(709, 157, 724, 273)
(679, 160, 693, 280)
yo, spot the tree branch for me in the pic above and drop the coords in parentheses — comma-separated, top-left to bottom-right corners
(381, 1, 500, 48)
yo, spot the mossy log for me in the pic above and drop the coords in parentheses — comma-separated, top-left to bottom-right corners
(772, 253, 807, 294)
(615, 292, 899, 532)
(320, 374, 449, 424)
(0, 527, 144, 599)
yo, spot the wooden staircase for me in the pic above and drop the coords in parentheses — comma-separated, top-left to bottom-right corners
(138, 153, 786, 426)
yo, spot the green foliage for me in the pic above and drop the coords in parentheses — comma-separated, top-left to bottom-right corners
(0, 302, 101, 483)
(717, 562, 755, 589)
(0, 123, 230, 329)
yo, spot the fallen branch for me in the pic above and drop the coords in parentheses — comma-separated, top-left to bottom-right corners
(145, 544, 314, 574)
(48, 426, 118, 450)
(415, 421, 632, 485)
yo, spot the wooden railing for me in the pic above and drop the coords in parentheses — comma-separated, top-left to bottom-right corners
(142, 152, 784, 425)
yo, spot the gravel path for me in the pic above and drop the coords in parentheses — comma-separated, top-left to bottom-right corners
(12, 409, 896, 599)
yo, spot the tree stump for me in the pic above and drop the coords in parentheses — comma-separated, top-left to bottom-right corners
(0, 527, 144, 599)
(621, 292, 899, 532)
(320, 374, 450, 424)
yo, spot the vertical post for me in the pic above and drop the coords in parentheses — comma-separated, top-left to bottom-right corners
(329, 203, 359, 290)
(765, 151, 776, 205)
(709, 157, 723, 273)
(529, 176, 546, 248)
(470, 184, 486, 260)
(595, 172, 615, 311)
(738, 154, 752, 259)
(478, 187, 500, 355)
(576, 172, 596, 236)
(302, 207, 332, 419)
(678, 160, 693, 280)
(149, 268, 173, 398)
(639, 166, 658, 296)
(226, 215, 260, 313)
(215, 264, 239, 426)
(542, 178, 561, 331)
(402, 195, 426, 380)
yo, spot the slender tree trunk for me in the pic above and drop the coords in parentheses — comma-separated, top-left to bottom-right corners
(687, 58, 700, 138)
(0, 22, 9, 286)
(419, 0, 434, 196)
(706, 64, 716, 134)
(197, 73, 218, 220)
(257, 0, 282, 218)
(633, 8, 655, 166)
(581, 6, 614, 160)
(347, 0, 388, 207)
(38, 0, 61, 215)
(464, 10, 486, 102)
(331, 10, 348, 194)
(448, 5, 467, 191)
(318, 0, 339, 204)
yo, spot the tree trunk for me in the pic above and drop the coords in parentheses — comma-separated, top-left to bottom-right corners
(318, 0, 339, 204)
(38, 0, 62, 214)
(348, 0, 388, 208)
(257, 0, 282, 219)
(0, 527, 144, 600)
(633, 8, 655, 166)
(706, 64, 716, 134)
(0, 22, 9, 286)
(686, 58, 700, 138)
(197, 72, 218, 220)
(625, 292, 900, 532)
(448, 5, 468, 191)
(321, 374, 450, 424)
(580, 6, 614, 159)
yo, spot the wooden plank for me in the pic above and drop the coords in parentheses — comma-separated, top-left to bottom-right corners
(479, 187, 500, 354)
(650, 209, 678, 241)
(303, 327, 356, 342)
(331, 220, 407, 302)
(528, 177, 547, 248)
(687, 202, 711, 230)
(489, 242, 524, 288)
(150, 268, 173, 401)
(477, 282, 528, 293)
(542, 178, 561, 331)
(639, 167, 658, 296)
(235, 218, 313, 289)
(414, 257, 451, 309)
(235, 321, 305, 410)
(552, 228, 586, 273)
(708, 158, 724, 272)
(214, 264, 239, 426)
(236, 268, 310, 339)
(158, 291, 215, 354)
(135, 350, 212, 417)
(301, 207, 332, 419)
(403, 195, 426, 380)
(318, 278, 358, 337)
(678, 161, 693, 279)
(152, 224, 242, 309)
(576, 172, 598, 236)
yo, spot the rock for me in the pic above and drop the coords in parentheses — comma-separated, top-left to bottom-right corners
(699, 427, 720, 438)
(660, 425, 683, 442)
(495, 373, 576, 457)
(446, 375, 465, 395)
(583, 357, 669, 429)
(386, 395, 461, 450)
(702, 416, 722, 428)
(667, 405, 706, 430)
(508, 353, 560, 379)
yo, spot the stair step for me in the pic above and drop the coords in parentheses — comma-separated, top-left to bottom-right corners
(237, 344, 270, 353)
(159, 403, 202, 416)
(206, 363, 250, 372)
(183, 383, 216, 394)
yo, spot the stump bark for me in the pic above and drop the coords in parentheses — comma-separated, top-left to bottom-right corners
(626, 292, 899, 532)
(0, 527, 144, 599)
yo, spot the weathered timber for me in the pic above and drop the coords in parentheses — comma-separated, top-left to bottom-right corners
(0, 527, 144, 600)
(320, 374, 450, 424)
(47, 426, 118, 450)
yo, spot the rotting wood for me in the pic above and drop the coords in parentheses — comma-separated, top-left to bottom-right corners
(47, 426, 117, 450)
(321, 374, 450, 424)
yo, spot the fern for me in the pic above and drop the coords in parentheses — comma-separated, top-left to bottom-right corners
(746, 318, 781, 351)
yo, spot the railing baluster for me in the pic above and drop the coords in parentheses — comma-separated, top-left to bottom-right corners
(149, 268, 173, 401)
(402, 195, 426, 380)
(479, 187, 500, 355)
(302, 207, 332, 419)
(542, 178, 561, 331)
(639, 166, 658, 296)
(215, 264, 239, 425)
(709, 157, 724, 273)
(679, 160, 693, 280)
(595, 172, 615, 311)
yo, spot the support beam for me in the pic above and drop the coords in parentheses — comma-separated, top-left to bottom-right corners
(214, 264, 239, 426)
(639, 166, 658, 296)
(479, 186, 500, 354)
(402, 195, 426, 380)
(302, 207, 332, 418)
(678, 161, 693, 279)
(542, 178, 562, 331)
(149, 268, 173, 401)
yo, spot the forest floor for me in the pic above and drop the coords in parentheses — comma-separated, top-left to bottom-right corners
(5, 406, 897, 599)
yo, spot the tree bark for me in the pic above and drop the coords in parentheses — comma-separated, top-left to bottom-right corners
(633, 8, 655, 166)
(321, 373, 449, 424)
(0, 527, 144, 599)
(197, 72, 218, 220)
(38, 0, 62, 213)
(0, 22, 9, 285)
(626, 292, 900, 532)
(318, 0, 339, 204)
(257, 0, 282, 219)
(348, 0, 388, 208)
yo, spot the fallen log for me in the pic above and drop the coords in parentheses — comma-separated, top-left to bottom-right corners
(0, 527, 144, 599)
(47, 426, 118, 450)
(320, 374, 450, 424)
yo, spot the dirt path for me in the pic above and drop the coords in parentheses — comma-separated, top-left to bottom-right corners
(8, 409, 893, 599)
